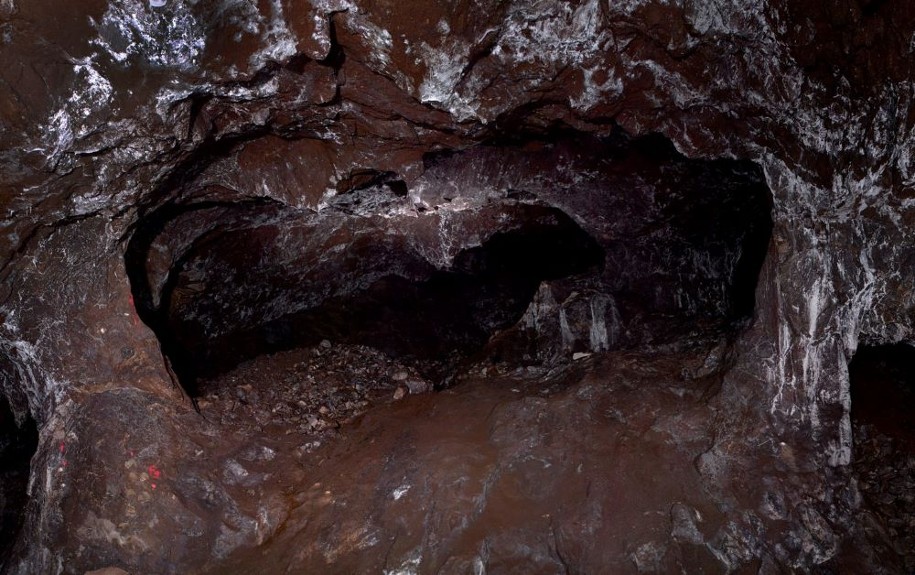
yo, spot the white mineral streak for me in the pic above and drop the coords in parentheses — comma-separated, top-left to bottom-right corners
(416, 0, 616, 119)
(431, 210, 459, 268)
(686, 0, 767, 36)
(223, 76, 281, 101)
(249, 0, 299, 68)
(760, 158, 837, 457)
(559, 306, 575, 351)
(308, 12, 332, 58)
(0, 336, 65, 424)
(570, 66, 624, 111)
(319, 4, 418, 92)
(90, 0, 205, 69)
(588, 294, 610, 352)
(827, 364, 853, 467)
(417, 37, 480, 122)
(608, 0, 660, 12)
(39, 60, 113, 166)
(495, 0, 604, 66)
(897, 124, 915, 187)
(628, 58, 706, 111)
(307, 0, 352, 59)
(523, 284, 558, 333)
(383, 549, 422, 575)
(593, 293, 621, 351)
(757, 134, 915, 466)
(345, 9, 393, 67)
(42, 110, 74, 167)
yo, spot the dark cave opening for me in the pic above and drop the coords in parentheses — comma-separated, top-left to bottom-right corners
(127, 201, 605, 395)
(0, 397, 37, 568)
(125, 131, 773, 399)
(848, 343, 915, 568)
(419, 130, 773, 358)
(849, 343, 915, 452)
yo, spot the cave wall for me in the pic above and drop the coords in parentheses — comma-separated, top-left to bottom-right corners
(1, 0, 914, 572)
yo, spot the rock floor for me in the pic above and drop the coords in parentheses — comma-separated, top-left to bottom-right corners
(189, 342, 736, 573)
(16, 339, 913, 574)
(851, 425, 915, 572)
(195, 342, 436, 443)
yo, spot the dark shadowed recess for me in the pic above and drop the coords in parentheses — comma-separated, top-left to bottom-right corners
(635, 134, 773, 321)
(125, 129, 773, 398)
(847, 343, 915, 571)
(424, 127, 773, 332)
(127, 201, 605, 395)
(227, 209, 606, 370)
(0, 396, 37, 570)
(849, 343, 915, 452)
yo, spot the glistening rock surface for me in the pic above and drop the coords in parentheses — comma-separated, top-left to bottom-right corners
(1, 0, 914, 573)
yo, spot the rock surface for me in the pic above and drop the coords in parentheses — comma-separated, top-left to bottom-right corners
(1, 0, 915, 573)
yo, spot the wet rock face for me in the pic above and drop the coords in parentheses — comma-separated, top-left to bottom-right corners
(1, 0, 915, 573)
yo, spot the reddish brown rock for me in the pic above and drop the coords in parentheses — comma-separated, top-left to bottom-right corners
(1, 0, 915, 573)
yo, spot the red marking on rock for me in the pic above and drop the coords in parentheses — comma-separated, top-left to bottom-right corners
(150, 483, 157, 490)
(127, 294, 140, 325)
(148, 464, 162, 479)
(58, 441, 66, 454)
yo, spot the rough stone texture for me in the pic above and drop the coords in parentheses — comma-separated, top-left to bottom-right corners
(1, 0, 915, 573)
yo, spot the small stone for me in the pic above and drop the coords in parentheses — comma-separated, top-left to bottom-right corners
(670, 503, 704, 544)
(320, 339, 332, 349)
(406, 379, 428, 394)
(318, 405, 330, 415)
(572, 352, 592, 360)
(630, 541, 665, 573)
(391, 370, 409, 381)
(393, 387, 406, 400)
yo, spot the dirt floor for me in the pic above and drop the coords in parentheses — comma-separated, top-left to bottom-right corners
(15, 336, 914, 574)
(182, 339, 743, 573)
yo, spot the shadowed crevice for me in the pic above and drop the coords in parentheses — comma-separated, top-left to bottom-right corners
(0, 395, 37, 570)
